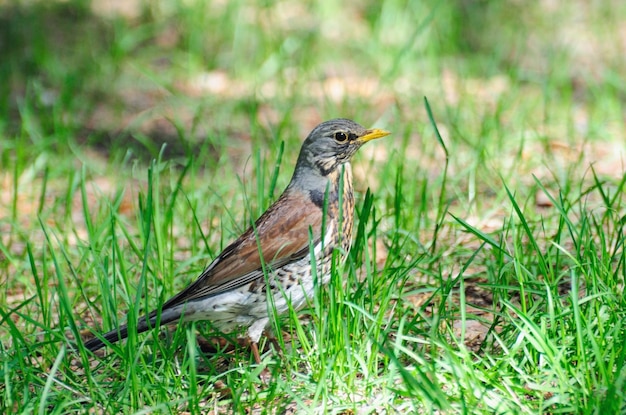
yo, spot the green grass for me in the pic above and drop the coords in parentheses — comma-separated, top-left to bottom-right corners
(1, 0, 625, 413)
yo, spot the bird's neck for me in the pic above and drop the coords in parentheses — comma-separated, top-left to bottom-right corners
(321, 163, 354, 254)
(289, 162, 355, 255)
(336, 163, 355, 252)
(291, 161, 351, 199)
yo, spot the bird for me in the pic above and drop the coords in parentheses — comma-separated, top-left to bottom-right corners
(83, 118, 390, 362)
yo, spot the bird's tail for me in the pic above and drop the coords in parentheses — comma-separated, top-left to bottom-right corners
(83, 308, 183, 352)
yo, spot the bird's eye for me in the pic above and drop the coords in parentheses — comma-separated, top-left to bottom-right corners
(334, 132, 348, 142)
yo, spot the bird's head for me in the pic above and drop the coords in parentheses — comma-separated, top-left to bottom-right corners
(294, 118, 390, 178)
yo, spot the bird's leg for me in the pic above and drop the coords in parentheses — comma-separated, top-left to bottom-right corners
(238, 336, 263, 364)
(249, 340, 273, 383)
(250, 341, 262, 365)
(269, 337, 282, 354)
(245, 318, 269, 364)
(264, 330, 283, 356)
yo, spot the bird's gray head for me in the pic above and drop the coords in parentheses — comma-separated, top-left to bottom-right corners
(292, 118, 390, 179)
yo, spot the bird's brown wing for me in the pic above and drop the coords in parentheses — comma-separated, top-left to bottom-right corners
(159, 190, 324, 309)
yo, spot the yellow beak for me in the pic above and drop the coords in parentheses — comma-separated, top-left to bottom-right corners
(360, 128, 391, 143)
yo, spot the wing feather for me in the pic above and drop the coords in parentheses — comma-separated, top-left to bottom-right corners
(159, 190, 323, 310)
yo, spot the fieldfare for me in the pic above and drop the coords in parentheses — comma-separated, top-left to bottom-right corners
(84, 118, 390, 362)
